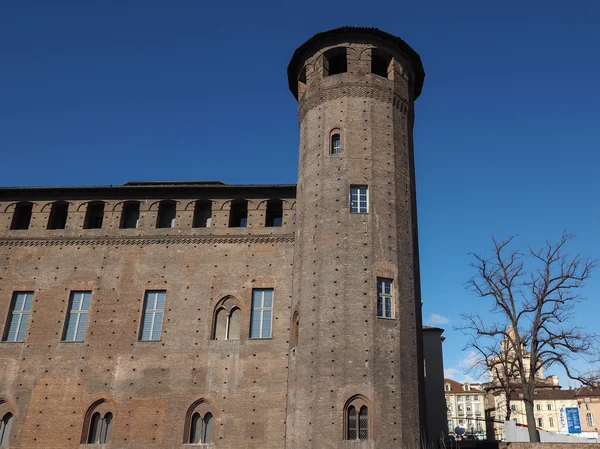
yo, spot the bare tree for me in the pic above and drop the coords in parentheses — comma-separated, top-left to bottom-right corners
(460, 232, 599, 442)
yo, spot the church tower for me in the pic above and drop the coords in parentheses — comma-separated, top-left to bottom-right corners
(286, 27, 426, 448)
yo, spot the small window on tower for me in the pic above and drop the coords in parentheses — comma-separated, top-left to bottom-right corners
(324, 48, 347, 76)
(298, 66, 307, 100)
(84, 202, 105, 229)
(331, 133, 341, 155)
(371, 51, 392, 78)
(10, 202, 33, 230)
(350, 186, 368, 214)
(193, 200, 212, 228)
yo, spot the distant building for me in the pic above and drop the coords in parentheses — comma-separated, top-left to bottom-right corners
(576, 387, 600, 437)
(444, 379, 485, 436)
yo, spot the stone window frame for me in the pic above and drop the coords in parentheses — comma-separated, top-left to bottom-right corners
(249, 288, 274, 339)
(343, 395, 372, 441)
(139, 290, 166, 342)
(62, 291, 92, 342)
(212, 296, 242, 341)
(80, 399, 114, 445)
(2, 291, 34, 343)
(349, 185, 368, 214)
(184, 399, 216, 445)
(376, 277, 394, 319)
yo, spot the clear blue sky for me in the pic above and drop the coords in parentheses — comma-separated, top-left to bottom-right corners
(1, 0, 599, 384)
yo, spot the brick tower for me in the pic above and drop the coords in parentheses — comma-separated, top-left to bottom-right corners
(286, 27, 426, 448)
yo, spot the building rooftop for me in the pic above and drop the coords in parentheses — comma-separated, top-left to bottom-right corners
(444, 378, 483, 394)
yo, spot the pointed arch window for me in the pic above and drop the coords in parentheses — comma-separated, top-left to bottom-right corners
(212, 297, 241, 340)
(0, 412, 13, 446)
(185, 400, 215, 444)
(344, 396, 371, 441)
(83, 403, 113, 445)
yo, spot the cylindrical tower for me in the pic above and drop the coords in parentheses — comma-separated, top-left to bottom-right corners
(286, 27, 426, 448)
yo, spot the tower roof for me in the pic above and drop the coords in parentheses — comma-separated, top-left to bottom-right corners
(287, 26, 425, 100)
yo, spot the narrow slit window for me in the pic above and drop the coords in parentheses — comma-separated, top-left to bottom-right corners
(3, 292, 33, 342)
(324, 48, 347, 76)
(331, 133, 341, 155)
(47, 201, 69, 229)
(63, 291, 91, 342)
(229, 200, 248, 228)
(358, 406, 369, 440)
(377, 278, 393, 318)
(350, 186, 368, 213)
(140, 290, 165, 341)
(120, 202, 140, 229)
(265, 199, 283, 227)
(250, 289, 273, 339)
(11, 202, 33, 230)
(347, 406, 357, 440)
(193, 200, 212, 228)
(156, 201, 176, 228)
(84, 202, 104, 229)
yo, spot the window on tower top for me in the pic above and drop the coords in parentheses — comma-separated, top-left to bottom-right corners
(371, 51, 392, 79)
(324, 48, 347, 76)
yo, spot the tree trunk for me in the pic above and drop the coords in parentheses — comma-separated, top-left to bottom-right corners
(522, 393, 540, 442)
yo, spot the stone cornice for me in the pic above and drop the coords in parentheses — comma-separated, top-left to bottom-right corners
(0, 234, 295, 247)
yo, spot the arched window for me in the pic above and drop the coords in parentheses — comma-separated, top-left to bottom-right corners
(344, 396, 371, 441)
(185, 400, 215, 444)
(0, 412, 13, 446)
(82, 401, 113, 445)
(212, 298, 241, 341)
(331, 133, 341, 155)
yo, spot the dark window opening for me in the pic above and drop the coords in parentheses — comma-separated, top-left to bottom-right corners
(156, 201, 176, 228)
(265, 199, 283, 227)
(120, 202, 140, 229)
(47, 202, 69, 230)
(324, 48, 347, 76)
(331, 133, 341, 155)
(193, 200, 212, 228)
(371, 52, 391, 78)
(11, 202, 33, 230)
(298, 66, 307, 100)
(229, 200, 248, 228)
(84, 202, 104, 229)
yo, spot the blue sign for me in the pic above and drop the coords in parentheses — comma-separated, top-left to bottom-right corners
(566, 407, 582, 434)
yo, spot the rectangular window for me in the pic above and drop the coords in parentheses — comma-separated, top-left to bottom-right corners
(586, 413, 595, 427)
(536, 404, 541, 411)
(377, 278, 393, 318)
(47, 202, 68, 230)
(511, 404, 517, 411)
(265, 200, 283, 227)
(3, 292, 33, 342)
(11, 203, 33, 230)
(547, 403, 552, 411)
(473, 395, 479, 402)
(140, 291, 165, 341)
(156, 202, 176, 228)
(466, 405, 472, 413)
(465, 395, 471, 401)
(350, 186, 368, 213)
(585, 403, 591, 411)
(537, 417, 543, 427)
(250, 289, 273, 339)
(229, 200, 248, 227)
(120, 202, 140, 229)
(549, 417, 554, 427)
(84, 203, 104, 229)
(63, 291, 91, 342)
(193, 201, 212, 228)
